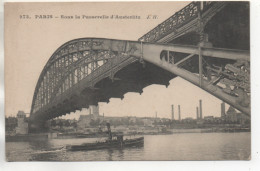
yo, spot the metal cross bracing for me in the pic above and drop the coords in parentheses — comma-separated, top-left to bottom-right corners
(30, 1, 250, 124)
(30, 38, 250, 123)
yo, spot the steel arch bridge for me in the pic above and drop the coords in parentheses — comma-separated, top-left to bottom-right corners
(30, 1, 250, 129)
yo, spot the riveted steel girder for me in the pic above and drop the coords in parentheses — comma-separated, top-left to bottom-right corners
(30, 38, 250, 122)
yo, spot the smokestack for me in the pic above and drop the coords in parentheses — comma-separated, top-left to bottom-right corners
(171, 105, 174, 120)
(199, 100, 202, 119)
(221, 102, 225, 118)
(178, 105, 181, 121)
(196, 107, 199, 119)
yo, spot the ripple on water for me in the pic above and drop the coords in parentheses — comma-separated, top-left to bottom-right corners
(6, 132, 251, 161)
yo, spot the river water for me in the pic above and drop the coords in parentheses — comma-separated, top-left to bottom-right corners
(6, 132, 250, 161)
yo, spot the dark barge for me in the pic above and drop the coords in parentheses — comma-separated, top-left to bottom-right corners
(67, 136, 144, 151)
(66, 122, 144, 151)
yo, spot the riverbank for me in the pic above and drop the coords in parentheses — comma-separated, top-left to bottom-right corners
(6, 133, 48, 142)
(6, 127, 250, 142)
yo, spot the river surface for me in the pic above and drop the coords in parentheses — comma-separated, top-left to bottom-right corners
(6, 132, 250, 161)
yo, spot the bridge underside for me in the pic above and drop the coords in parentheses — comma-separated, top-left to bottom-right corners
(29, 1, 250, 132)
(32, 61, 175, 122)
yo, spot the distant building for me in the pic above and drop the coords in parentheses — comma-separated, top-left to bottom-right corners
(90, 105, 99, 116)
(182, 117, 194, 123)
(204, 116, 214, 122)
(141, 118, 153, 127)
(236, 113, 250, 125)
(15, 111, 28, 134)
(214, 117, 222, 124)
(77, 115, 94, 129)
(5, 117, 17, 133)
(128, 116, 137, 124)
(226, 106, 249, 124)
(77, 105, 101, 130)
(226, 106, 238, 122)
(80, 105, 99, 117)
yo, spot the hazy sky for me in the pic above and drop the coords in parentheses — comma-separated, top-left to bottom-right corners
(5, 1, 225, 119)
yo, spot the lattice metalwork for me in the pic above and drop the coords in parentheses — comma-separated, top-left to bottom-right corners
(30, 1, 250, 123)
(31, 38, 250, 120)
(30, 39, 140, 115)
(138, 1, 227, 43)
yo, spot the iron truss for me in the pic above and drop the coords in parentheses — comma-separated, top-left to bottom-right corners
(30, 38, 250, 121)
(30, 1, 250, 122)
(30, 38, 139, 118)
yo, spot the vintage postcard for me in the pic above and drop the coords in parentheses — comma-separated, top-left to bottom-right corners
(4, 1, 250, 161)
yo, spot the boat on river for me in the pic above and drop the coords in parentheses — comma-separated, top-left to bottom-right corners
(66, 136, 144, 151)
(66, 123, 144, 151)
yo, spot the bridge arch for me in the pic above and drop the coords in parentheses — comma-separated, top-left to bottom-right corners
(30, 38, 178, 123)
(30, 1, 250, 130)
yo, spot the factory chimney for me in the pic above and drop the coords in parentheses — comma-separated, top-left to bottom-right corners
(178, 105, 181, 121)
(196, 107, 199, 120)
(221, 102, 226, 118)
(199, 100, 203, 119)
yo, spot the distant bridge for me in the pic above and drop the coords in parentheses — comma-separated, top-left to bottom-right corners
(30, 1, 250, 130)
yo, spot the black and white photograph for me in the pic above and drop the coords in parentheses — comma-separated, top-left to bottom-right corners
(4, 1, 252, 162)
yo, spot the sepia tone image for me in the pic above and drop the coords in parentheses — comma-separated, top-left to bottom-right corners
(4, 1, 250, 161)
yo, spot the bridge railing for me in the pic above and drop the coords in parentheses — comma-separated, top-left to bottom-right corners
(138, 1, 226, 43)
(138, 1, 200, 42)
